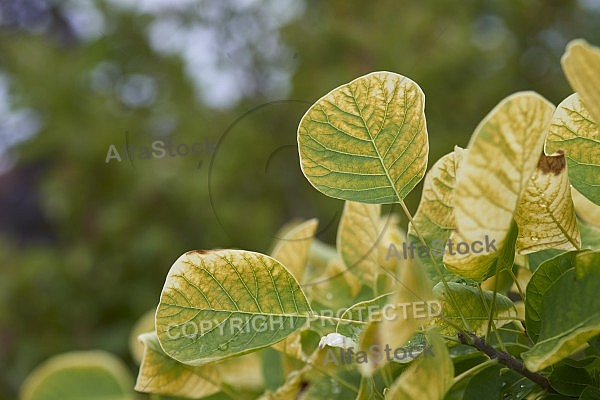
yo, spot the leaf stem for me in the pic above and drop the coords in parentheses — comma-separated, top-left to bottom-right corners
(508, 267, 525, 301)
(478, 282, 504, 351)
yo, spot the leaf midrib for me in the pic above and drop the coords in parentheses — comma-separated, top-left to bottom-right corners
(349, 76, 409, 203)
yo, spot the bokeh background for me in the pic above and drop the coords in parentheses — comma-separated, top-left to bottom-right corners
(1, 0, 599, 397)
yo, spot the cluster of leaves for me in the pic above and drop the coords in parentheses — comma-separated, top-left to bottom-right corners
(19, 39, 600, 400)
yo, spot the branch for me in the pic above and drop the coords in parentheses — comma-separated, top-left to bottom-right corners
(457, 331, 554, 393)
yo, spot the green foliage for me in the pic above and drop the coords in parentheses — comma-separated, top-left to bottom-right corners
(155, 250, 312, 366)
(20, 351, 134, 400)
(523, 251, 600, 372)
(20, 38, 600, 399)
(297, 71, 428, 204)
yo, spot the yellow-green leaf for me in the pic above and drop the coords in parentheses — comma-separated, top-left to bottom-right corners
(271, 331, 304, 360)
(20, 351, 134, 400)
(410, 147, 465, 239)
(523, 250, 600, 371)
(384, 331, 453, 400)
(357, 377, 378, 400)
(135, 332, 221, 398)
(514, 151, 581, 254)
(377, 213, 407, 272)
(336, 292, 394, 340)
(129, 308, 155, 364)
(408, 146, 465, 281)
(572, 187, 600, 228)
(445, 92, 555, 280)
(561, 39, 600, 125)
(272, 218, 319, 282)
(298, 71, 428, 204)
(337, 201, 381, 285)
(445, 362, 530, 400)
(217, 352, 264, 391)
(259, 367, 305, 400)
(303, 239, 338, 285)
(156, 250, 312, 366)
(260, 345, 361, 400)
(358, 259, 434, 376)
(431, 282, 517, 337)
(379, 259, 434, 349)
(545, 93, 600, 205)
(305, 255, 362, 313)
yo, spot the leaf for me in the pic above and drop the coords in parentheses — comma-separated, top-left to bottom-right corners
(561, 39, 600, 126)
(572, 187, 600, 228)
(527, 248, 565, 273)
(135, 332, 221, 398)
(376, 213, 409, 292)
(445, 92, 555, 280)
(271, 330, 305, 360)
(271, 218, 319, 282)
(408, 146, 465, 281)
(129, 308, 155, 364)
(297, 71, 428, 203)
(336, 292, 394, 340)
(379, 260, 435, 347)
(410, 147, 465, 240)
(358, 259, 435, 376)
(262, 347, 286, 391)
(357, 377, 378, 400)
(304, 239, 338, 282)
(545, 93, 600, 206)
(218, 352, 265, 391)
(20, 351, 134, 400)
(337, 201, 381, 285)
(514, 151, 581, 254)
(336, 293, 404, 377)
(259, 346, 361, 400)
(303, 240, 362, 301)
(580, 386, 600, 400)
(432, 282, 517, 337)
(384, 331, 453, 400)
(156, 250, 313, 366)
(377, 213, 407, 271)
(307, 239, 339, 269)
(580, 220, 600, 250)
(548, 364, 592, 397)
(445, 362, 536, 400)
(305, 255, 364, 319)
(523, 250, 600, 371)
(259, 367, 306, 400)
(359, 326, 428, 375)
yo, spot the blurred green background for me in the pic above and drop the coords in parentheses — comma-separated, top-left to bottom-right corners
(0, 0, 599, 398)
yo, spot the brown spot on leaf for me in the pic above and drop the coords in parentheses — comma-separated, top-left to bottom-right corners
(537, 150, 565, 175)
(186, 249, 216, 256)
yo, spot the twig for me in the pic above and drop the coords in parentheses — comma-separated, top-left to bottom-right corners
(457, 331, 555, 393)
